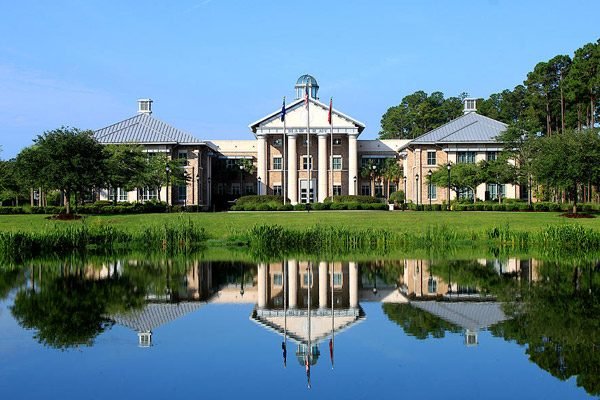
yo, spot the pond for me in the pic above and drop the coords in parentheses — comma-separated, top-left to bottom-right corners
(0, 255, 599, 399)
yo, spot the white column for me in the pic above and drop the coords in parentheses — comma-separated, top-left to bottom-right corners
(287, 134, 298, 204)
(288, 259, 298, 308)
(349, 261, 358, 308)
(318, 133, 328, 202)
(318, 261, 328, 308)
(257, 263, 267, 308)
(257, 134, 267, 195)
(348, 133, 358, 195)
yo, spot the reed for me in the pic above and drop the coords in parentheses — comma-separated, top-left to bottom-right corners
(0, 218, 207, 262)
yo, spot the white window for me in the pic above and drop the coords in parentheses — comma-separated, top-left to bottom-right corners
(375, 184, 384, 197)
(273, 157, 282, 170)
(427, 151, 436, 166)
(273, 185, 282, 196)
(245, 184, 254, 195)
(302, 156, 313, 170)
(226, 159, 237, 169)
(428, 184, 437, 200)
(299, 180, 315, 203)
(109, 187, 128, 202)
(457, 151, 476, 164)
(361, 184, 370, 196)
(333, 272, 343, 287)
(303, 273, 313, 287)
(487, 151, 497, 161)
(333, 185, 342, 196)
(141, 188, 157, 201)
(273, 273, 283, 287)
(231, 183, 240, 195)
(178, 185, 187, 202)
(332, 156, 342, 170)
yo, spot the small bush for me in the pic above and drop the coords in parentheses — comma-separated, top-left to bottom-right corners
(276, 204, 293, 211)
(388, 191, 405, 204)
(326, 195, 381, 204)
(330, 202, 348, 210)
(293, 203, 310, 211)
(236, 195, 285, 206)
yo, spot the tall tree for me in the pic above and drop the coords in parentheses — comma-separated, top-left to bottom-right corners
(16, 127, 108, 214)
(105, 144, 147, 204)
(531, 129, 600, 213)
(379, 91, 466, 139)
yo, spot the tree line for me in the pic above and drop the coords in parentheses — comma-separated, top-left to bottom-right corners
(381, 39, 600, 211)
(380, 39, 599, 139)
(0, 127, 188, 214)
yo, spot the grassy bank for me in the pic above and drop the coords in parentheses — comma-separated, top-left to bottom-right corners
(0, 211, 599, 240)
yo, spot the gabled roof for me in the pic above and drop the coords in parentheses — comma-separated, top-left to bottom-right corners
(410, 112, 507, 145)
(410, 301, 506, 331)
(111, 302, 204, 333)
(95, 113, 210, 147)
(249, 98, 365, 134)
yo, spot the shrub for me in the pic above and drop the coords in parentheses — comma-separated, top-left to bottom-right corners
(293, 203, 310, 211)
(276, 204, 293, 211)
(312, 202, 330, 211)
(255, 203, 272, 211)
(388, 191, 405, 204)
(330, 202, 348, 210)
(492, 204, 504, 211)
(432, 204, 442, 211)
(0, 207, 25, 214)
(236, 195, 284, 206)
(473, 203, 485, 211)
(518, 203, 531, 211)
(94, 200, 113, 207)
(533, 202, 549, 212)
(548, 203, 561, 212)
(326, 195, 381, 204)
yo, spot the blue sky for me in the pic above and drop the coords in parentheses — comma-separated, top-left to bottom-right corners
(0, 0, 598, 158)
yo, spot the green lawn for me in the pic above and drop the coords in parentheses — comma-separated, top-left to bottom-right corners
(1, 211, 598, 240)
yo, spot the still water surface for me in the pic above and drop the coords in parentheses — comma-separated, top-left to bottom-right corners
(0, 257, 598, 399)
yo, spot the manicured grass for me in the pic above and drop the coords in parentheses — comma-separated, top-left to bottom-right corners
(0, 211, 598, 240)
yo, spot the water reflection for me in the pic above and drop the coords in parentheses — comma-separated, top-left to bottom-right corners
(1, 256, 599, 396)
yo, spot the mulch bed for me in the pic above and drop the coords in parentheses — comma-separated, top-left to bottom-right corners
(559, 213, 596, 219)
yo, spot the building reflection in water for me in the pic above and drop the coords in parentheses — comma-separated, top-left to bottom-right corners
(99, 258, 541, 377)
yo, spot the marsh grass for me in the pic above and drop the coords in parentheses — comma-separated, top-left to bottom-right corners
(0, 217, 207, 262)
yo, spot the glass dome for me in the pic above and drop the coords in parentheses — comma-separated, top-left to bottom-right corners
(294, 74, 319, 100)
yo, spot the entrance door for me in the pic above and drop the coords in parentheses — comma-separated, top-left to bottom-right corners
(299, 179, 316, 203)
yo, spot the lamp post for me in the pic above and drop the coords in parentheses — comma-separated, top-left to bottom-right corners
(207, 177, 211, 211)
(371, 164, 377, 197)
(258, 177, 262, 195)
(415, 173, 419, 210)
(196, 173, 200, 210)
(403, 175, 407, 211)
(496, 175, 501, 204)
(447, 163, 451, 211)
(183, 171, 189, 209)
(427, 170, 432, 208)
(353, 175, 357, 195)
(239, 164, 244, 198)
(165, 165, 171, 209)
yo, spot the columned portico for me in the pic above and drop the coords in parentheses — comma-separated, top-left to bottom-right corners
(318, 133, 328, 202)
(257, 134, 267, 194)
(287, 133, 298, 204)
(249, 75, 365, 203)
(348, 133, 358, 195)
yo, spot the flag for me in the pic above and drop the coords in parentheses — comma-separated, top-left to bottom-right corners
(328, 97, 332, 125)
(280, 97, 286, 122)
(304, 84, 309, 108)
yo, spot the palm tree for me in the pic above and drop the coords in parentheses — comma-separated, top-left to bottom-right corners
(382, 158, 403, 200)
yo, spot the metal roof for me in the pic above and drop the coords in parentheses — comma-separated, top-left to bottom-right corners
(94, 113, 207, 146)
(111, 302, 204, 333)
(410, 301, 507, 331)
(410, 112, 507, 145)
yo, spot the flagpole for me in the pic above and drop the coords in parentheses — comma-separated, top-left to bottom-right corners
(306, 84, 311, 204)
(283, 259, 287, 367)
(307, 261, 312, 388)
(329, 97, 334, 201)
(283, 97, 287, 205)
(331, 261, 334, 369)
